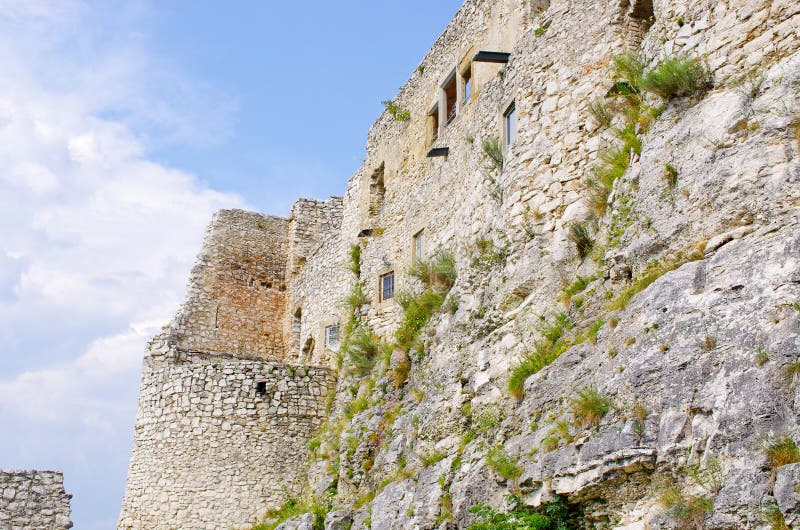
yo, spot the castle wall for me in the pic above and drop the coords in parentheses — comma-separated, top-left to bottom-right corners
(285, 198, 348, 366)
(0, 470, 72, 530)
(117, 343, 336, 530)
(170, 209, 290, 359)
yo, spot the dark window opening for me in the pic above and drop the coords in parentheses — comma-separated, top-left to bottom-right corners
(504, 102, 517, 146)
(256, 381, 267, 395)
(462, 67, 472, 105)
(380, 272, 395, 302)
(443, 73, 458, 124)
(630, 0, 654, 20)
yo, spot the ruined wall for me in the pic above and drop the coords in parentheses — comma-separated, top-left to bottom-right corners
(170, 209, 290, 359)
(286, 198, 348, 366)
(0, 470, 72, 530)
(117, 341, 336, 530)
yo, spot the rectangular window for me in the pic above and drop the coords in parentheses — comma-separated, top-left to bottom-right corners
(443, 72, 458, 125)
(380, 272, 395, 302)
(462, 67, 472, 105)
(413, 230, 424, 263)
(324, 324, 340, 351)
(504, 102, 517, 146)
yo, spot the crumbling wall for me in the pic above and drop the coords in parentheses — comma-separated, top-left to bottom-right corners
(286, 198, 348, 365)
(0, 470, 72, 530)
(117, 341, 336, 530)
(170, 209, 290, 359)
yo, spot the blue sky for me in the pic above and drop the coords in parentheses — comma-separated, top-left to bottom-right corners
(0, 1, 460, 528)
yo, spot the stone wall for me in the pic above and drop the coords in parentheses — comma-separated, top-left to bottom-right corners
(286, 198, 347, 366)
(0, 470, 72, 530)
(170, 209, 290, 359)
(117, 342, 336, 530)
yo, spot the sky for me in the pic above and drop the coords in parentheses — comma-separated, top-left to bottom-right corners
(0, 1, 461, 528)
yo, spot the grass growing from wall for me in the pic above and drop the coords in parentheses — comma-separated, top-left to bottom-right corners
(641, 55, 711, 100)
(467, 496, 580, 530)
(508, 313, 572, 399)
(482, 136, 504, 171)
(485, 446, 522, 482)
(570, 387, 613, 428)
(607, 251, 702, 312)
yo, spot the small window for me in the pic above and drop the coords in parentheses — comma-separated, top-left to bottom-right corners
(380, 272, 395, 302)
(443, 72, 458, 125)
(413, 230, 425, 263)
(462, 67, 472, 105)
(292, 306, 302, 345)
(325, 324, 340, 351)
(504, 102, 517, 146)
(369, 164, 386, 219)
(256, 381, 267, 395)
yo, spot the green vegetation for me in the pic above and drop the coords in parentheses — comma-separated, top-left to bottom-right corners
(568, 222, 594, 260)
(607, 252, 701, 312)
(473, 238, 510, 269)
(251, 497, 326, 530)
(345, 325, 381, 375)
(762, 435, 800, 471)
(663, 163, 678, 188)
(382, 99, 411, 121)
(658, 487, 714, 529)
(588, 97, 612, 128)
(641, 55, 710, 100)
(763, 503, 790, 530)
(754, 346, 769, 367)
(467, 496, 580, 530)
(560, 275, 593, 305)
(533, 20, 551, 36)
(482, 136, 504, 171)
(485, 446, 522, 482)
(786, 360, 800, 385)
(349, 244, 362, 277)
(396, 250, 457, 354)
(570, 386, 613, 428)
(508, 313, 572, 399)
(473, 404, 505, 437)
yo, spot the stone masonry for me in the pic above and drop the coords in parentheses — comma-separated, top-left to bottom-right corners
(0, 470, 72, 530)
(119, 0, 800, 528)
(117, 338, 336, 529)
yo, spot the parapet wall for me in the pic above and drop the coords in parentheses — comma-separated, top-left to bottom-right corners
(0, 470, 72, 530)
(170, 209, 290, 359)
(117, 343, 336, 530)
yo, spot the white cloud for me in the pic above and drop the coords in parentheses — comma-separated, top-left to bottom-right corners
(0, 1, 247, 525)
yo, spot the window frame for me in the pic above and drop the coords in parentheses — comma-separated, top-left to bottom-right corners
(379, 271, 395, 302)
(504, 101, 517, 146)
(412, 230, 425, 264)
(324, 324, 340, 351)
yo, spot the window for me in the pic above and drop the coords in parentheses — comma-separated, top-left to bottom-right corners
(504, 102, 517, 146)
(256, 381, 267, 395)
(462, 67, 472, 105)
(380, 272, 395, 302)
(325, 324, 340, 351)
(413, 230, 424, 263)
(443, 72, 458, 124)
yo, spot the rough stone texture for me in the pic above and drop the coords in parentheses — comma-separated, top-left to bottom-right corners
(0, 471, 72, 530)
(118, 0, 800, 528)
(170, 209, 291, 359)
(117, 340, 336, 530)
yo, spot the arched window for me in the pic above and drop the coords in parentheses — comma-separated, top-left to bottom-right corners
(292, 307, 302, 346)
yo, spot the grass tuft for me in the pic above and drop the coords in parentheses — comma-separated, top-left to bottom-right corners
(482, 136, 504, 171)
(571, 386, 613, 428)
(641, 55, 711, 100)
(762, 435, 800, 471)
(568, 222, 594, 259)
(485, 446, 522, 481)
(508, 313, 572, 399)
